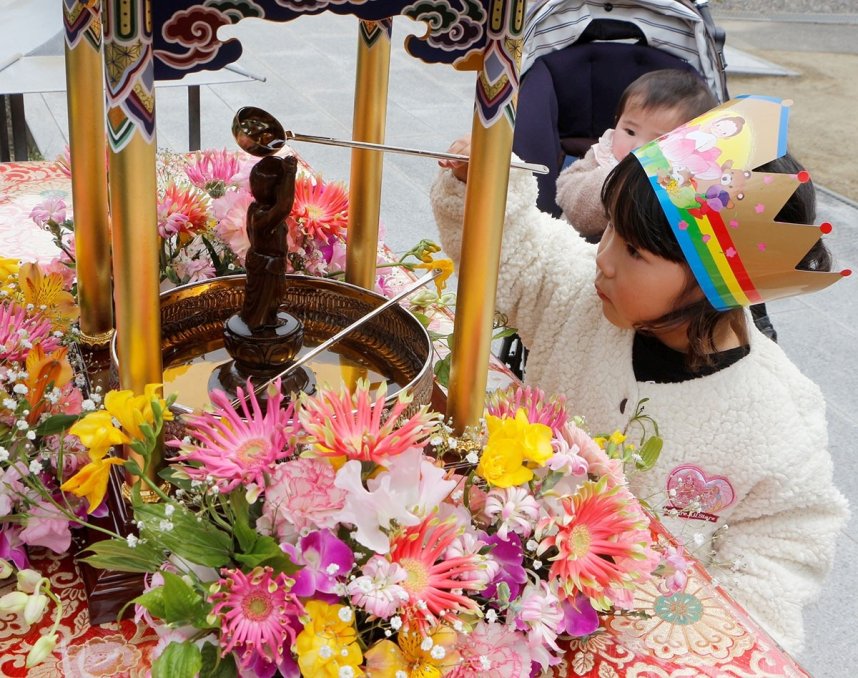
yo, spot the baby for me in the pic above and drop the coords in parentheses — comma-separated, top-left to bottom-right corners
(556, 69, 717, 241)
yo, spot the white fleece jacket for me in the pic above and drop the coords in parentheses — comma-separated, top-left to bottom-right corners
(431, 165, 848, 655)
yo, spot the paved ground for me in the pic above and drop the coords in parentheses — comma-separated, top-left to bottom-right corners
(17, 7, 858, 677)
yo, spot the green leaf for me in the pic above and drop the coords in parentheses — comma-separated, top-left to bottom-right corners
(34, 413, 81, 437)
(229, 492, 257, 553)
(233, 534, 299, 575)
(81, 538, 164, 574)
(132, 586, 167, 619)
(134, 502, 232, 568)
(160, 571, 210, 627)
(491, 326, 518, 340)
(158, 465, 195, 493)
(433, 354, 451, 388)
(637, 436, 663, 471)
(200, 643, 238, 678)
(411, 311, 431, 328)
(151, 641, 202, 678)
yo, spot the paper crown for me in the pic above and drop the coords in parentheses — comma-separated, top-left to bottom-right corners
(633, 95, 850, 310)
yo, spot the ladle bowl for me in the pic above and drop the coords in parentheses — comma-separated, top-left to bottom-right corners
(232, 106, 287, 157)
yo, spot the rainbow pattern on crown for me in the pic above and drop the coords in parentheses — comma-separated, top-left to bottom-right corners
(633, 95, 850, 310)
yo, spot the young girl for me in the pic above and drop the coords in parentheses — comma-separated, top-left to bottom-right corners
(555, 69, 716, 242)
(433, 97, 849, 654)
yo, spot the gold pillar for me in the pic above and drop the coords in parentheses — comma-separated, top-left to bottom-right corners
(446, 119, 514, 433)
(446, 0, 525, 433)
(102, 0, 163, 477)
(345, 20, 391, 289)
(64, 3, 113, 343)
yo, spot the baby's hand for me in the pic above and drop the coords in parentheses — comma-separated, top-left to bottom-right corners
(438, 135, 471, 183)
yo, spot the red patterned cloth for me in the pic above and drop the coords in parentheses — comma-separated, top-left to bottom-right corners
(0, 161, 810, 677)
(0, 551, 157, 677)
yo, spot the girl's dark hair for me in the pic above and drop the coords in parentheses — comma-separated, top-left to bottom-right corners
(601, 150, 829, 371)
(616, 69, 718, 124)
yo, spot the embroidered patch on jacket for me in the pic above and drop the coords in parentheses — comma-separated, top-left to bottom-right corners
(664, 464, 736, 522)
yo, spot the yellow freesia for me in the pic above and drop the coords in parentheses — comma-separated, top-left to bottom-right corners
(69, 410, 130, 459)
(0, 257, 19, 283)
(104, 383, 173, 440)
(296, 601, 364, 678)
(60, 454, 125, 513)
(477, 435, 533, 488)
(365, 626, 459, 677)
(414, 257, 455, 294)
(487, 409, 554, 465)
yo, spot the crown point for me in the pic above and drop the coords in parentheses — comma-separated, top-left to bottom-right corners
(820, 222, 833, 234)
(797, 170, 810, 183)
(842, 269, 852, 278)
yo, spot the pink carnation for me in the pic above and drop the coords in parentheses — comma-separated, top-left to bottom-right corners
(449, 621, 532, 678)
(561, 421, 626, 487)
(257, 457, 346, 543)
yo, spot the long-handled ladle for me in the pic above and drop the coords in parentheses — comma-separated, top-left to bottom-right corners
(232, 106, 549, 174)
(169, 268, 443, 415)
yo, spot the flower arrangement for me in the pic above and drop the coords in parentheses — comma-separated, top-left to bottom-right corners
(7, 375, 688, 678)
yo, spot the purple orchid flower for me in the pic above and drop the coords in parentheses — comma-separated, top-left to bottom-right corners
(560, 593, 600, 637)
(481, 531, 527, 600)
(282, 529, 354, 597)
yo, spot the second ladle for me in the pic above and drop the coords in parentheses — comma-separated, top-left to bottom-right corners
(232, 106, 549, 175)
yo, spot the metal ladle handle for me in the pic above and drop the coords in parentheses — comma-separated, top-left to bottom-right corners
(285, 131, 549, 175)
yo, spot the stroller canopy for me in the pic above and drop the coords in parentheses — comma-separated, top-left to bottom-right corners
(522, 0, 727, 102)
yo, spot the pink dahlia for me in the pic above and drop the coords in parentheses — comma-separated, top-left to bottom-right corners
(257, 457, 346, 542)
(170, 380, 298, 492)
(389, 515, 483, 631)
(486, 385, 568, 437)
(448, 621, 532, 678)
(184, 149, 242, 196)
(209, 566, 304, 665)
(0, 302, 60, 363)
(298, 381, 440, 464)
(289, 174, 348, 241)
(157, 182, 210, 238)
(212, 188, 253, 262)
(537, 479, 650, 610)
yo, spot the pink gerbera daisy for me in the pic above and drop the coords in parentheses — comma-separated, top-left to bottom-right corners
(209, 566, 304, 664)
(389, 515, 484, 631)
(289, 174, 349, 241)
(157, 182, 210, 238)
(184, 149, 243, 197)
(537, 478, 651, 610)
(0, 302, 60, 363)
(170, 380, 298, 492)
(486, 385, 568, 436)
(298, 380, 440, 464)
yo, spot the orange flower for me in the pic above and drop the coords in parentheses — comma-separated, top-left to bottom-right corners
(23, 345, 73, 424)
(18, 262, 78, 326)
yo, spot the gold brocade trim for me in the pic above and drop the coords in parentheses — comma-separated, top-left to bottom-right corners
(121, 480, 170, 504)
(75, 327, 116, 348)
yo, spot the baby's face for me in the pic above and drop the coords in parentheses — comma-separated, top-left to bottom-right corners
(612, 104, 686, 161)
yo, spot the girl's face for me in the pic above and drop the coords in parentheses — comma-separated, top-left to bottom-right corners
(611, 103, 686, 162)
(594, 223, 694, 344)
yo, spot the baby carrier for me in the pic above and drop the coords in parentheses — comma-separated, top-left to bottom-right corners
(513, 0, 729, 218)
(500, 0, 742, 378)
